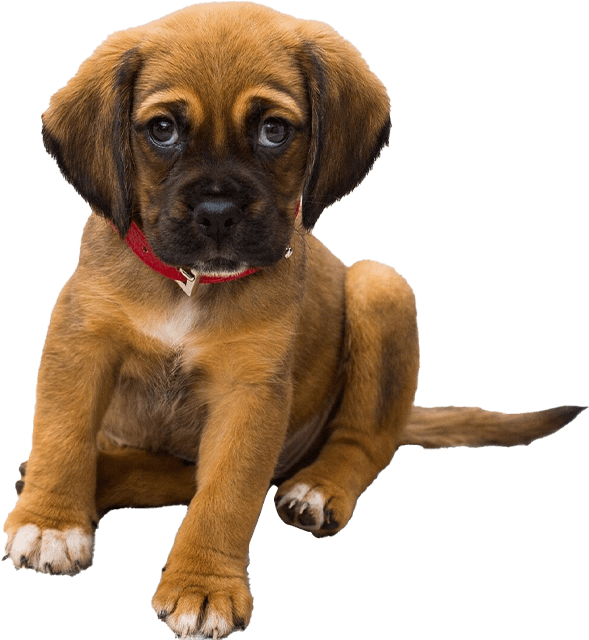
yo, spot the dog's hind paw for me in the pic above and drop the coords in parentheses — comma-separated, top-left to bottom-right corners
(274, 480, 353, 537)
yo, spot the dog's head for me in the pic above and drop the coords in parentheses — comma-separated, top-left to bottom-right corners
(42, 2, 390, 276)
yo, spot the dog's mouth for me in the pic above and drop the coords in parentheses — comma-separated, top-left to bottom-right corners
(189, 257, 250, 277)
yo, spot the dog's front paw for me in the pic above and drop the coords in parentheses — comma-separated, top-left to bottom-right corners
(4, 495, 96, 575)
(4, 524, 94, 575)
(153, 566, 252, 639)
(274, 479, 355, 537)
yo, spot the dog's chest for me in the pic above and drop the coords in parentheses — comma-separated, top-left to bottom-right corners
(101, 300, 207, 460)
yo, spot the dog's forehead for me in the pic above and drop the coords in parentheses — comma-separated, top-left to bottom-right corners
(135, 3, 307, 110)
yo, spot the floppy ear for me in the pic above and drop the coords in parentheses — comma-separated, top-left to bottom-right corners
(41, 31, 143, 237)
(296, 22, 391, 230)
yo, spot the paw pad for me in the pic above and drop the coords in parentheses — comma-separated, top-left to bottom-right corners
(274, 483, 341, 535)
(15, 461, 27, 496)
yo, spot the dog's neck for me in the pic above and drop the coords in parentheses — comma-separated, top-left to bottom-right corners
(114, 199, 300, 296)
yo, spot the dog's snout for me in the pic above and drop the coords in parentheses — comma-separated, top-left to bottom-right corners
(193, 199, 244, 238)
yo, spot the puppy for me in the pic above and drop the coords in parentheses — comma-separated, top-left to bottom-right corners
(4, 3, 584, 638)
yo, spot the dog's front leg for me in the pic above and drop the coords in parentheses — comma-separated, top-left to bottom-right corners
(4, 285, 118, 574)
(153, 375, 290, 639)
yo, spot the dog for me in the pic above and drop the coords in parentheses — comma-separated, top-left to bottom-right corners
(3, 3, 585, 638)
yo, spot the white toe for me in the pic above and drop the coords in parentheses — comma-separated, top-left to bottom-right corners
(6, 526, 93, 574)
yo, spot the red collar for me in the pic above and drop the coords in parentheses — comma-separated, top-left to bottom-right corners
(115, 199, 300, 296)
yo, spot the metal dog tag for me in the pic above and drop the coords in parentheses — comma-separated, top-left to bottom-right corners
(176, 268, 200, 296)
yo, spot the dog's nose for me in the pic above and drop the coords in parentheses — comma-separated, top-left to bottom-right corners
(193, 199, 244, 238)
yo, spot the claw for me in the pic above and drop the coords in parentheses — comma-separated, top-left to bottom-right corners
(298, 503, 317, 527)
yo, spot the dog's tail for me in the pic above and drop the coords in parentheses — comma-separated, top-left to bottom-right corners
(400, 405, 585, 449)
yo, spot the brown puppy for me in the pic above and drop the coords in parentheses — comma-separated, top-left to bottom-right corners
(3, 3, 584, 639)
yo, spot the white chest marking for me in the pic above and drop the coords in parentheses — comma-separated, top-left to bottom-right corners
(135, 296, 198, 347)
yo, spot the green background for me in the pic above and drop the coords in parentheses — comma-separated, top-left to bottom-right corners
(0, 0, 589, 640)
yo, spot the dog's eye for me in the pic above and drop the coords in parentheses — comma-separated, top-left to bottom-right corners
(148, 118, 179, 147)
(258, 118, 289, 148)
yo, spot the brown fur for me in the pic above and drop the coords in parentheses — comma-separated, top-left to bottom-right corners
(3, 3, 584, 639)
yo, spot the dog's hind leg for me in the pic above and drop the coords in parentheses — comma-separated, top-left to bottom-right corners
(275, 260, 419, 536)
(94, 444, 197, 517)
(16, 443, 197, 519)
